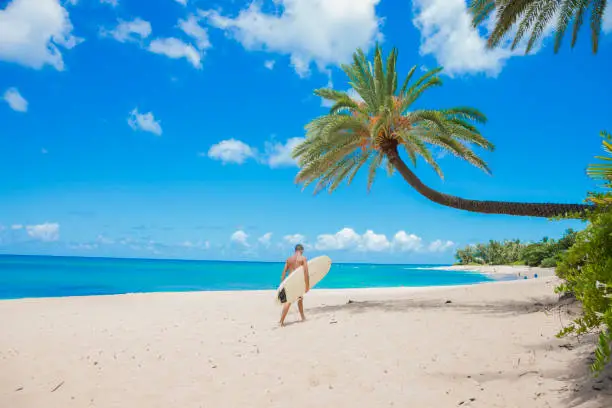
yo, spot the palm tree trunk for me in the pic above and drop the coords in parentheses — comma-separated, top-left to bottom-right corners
(382, 141, 592, 218)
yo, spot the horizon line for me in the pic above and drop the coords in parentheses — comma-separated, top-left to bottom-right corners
(0, 253, 452, 267)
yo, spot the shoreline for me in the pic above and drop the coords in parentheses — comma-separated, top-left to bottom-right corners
(0, 269, 516, 302)
(0, 278, 515, 302)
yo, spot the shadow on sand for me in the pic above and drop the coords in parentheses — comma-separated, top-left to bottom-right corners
(308, 297, 562, 317)
(309, 296, 612, 407)
(540, 335, 612, 408)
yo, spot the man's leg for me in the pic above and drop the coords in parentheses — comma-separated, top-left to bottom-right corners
(297, 297, 305, 321)
(279, 302, 291, 326)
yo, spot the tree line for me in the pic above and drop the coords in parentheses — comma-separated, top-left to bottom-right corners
(454, 229, 578, 267)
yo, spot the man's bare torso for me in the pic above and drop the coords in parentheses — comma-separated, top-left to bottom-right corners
(286, 253, 306, 273)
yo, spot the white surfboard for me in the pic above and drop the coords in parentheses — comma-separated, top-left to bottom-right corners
(275, 255, 332, 304)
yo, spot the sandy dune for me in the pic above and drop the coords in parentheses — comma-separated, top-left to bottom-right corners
(1, 277, 611, 408)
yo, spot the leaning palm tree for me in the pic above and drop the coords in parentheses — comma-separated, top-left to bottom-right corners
(292, 45, 592, 218)
(469, 0, 609, 54)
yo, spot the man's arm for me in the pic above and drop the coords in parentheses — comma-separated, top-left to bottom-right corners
(303, 258, 310, 292)
(280, 261, 288, 283)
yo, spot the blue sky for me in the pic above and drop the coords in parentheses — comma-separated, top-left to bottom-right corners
(0, 0, 611, 263)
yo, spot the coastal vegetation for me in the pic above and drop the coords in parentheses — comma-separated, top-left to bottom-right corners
(468, 0, 609, 54)
(453, 229, 578, 267)
(554, 132, 612, 375)
(555, 203, 612, 374)
(292, 44, 591, 218)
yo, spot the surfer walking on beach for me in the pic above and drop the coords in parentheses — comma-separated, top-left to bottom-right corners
(279, 244, 309, 327)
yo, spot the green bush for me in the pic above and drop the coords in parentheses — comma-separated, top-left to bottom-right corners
(522, 243, 553, 266)
(540, 257, 558, 268)
(555, 131, 612, 375)
(555, 203, 612, 375)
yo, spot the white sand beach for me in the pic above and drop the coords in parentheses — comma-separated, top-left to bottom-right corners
(431, 264, 557, 280)
(2, 275, 611, 408)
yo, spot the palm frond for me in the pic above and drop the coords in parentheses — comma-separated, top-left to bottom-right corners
(587, 131, 612, 182)
(397, 128, 444, 178)
(512, 1, 545, 50)
(367, 152, 384, 191)
(403, 67, 444, 105)
(422, 131, 492, 175)
(571, 0, 591, 48)
(554, 0, 581, 52)
(441, 107, 488, 124)
(399, 65, 417, 96)
(590, 0, 608, 52)
(469, 0, 497, 27)
(525, 0, 560, 53)
(488, 0, 537, 49)
(468, 0, 608, 54)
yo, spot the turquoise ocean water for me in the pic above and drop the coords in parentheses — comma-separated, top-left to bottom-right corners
(0, 255, 497, 300)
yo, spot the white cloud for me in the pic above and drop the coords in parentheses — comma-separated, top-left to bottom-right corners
(102, 18, 151, 43)
(360, 230, 390, 252)
(315, 227, 362, 251)
(11, 224, 23, 230)
(69, 242, 98, 250)
(393, 231, 423, 252)
(3, 88, 28, 112)
(178, 15, 210, 51)
(258, 232, 272, 248)
(314, 228, 450, 253)
(604, 6, 612, 33)
(175, 0, 187, 5)
(284, 234, 306, 246)
(428, 239, 455, 252)
(127, 108, 162, 136)
(96, 235, 114, 245)
(0, 0, 82, 70)
(26, 222, 59, 242)
(201, 0, 383, 77)
(148, 37, 202, 68)
(316, 228, 390, 252)
(207, 137, 304, 167)
(265, 137, 304, 168)
(264, 60, 275, 70)
(230, 230, 249, 247)
(207, 139, 256, 164)
(412, 0, 517, 77)
(102, 16, 205, 69)
(179, 240, 209, 249)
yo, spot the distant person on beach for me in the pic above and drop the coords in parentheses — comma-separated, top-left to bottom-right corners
(279, 244, 309, 327)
